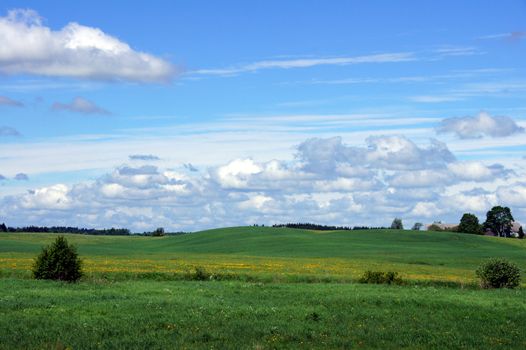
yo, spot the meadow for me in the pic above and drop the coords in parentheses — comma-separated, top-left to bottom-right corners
(1, 227, 525, 348)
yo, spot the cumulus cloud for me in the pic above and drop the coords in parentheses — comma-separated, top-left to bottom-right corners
(22, 184, 71, 209)
(410, 202, 443, 218)
(0, 126, 21, 137)
(497, 183, 526, 207)
(297, 135, 455, 173)
(437, 112, 524, 138)
(0, 95, 23, 107)
(129, 154, 160, 161)
(0, 136, 522, 231)
(14, 173, 29, 180)
(214, 159, 263, 189)
(51, 97, 110, 115)
(0, 9, 175, 82)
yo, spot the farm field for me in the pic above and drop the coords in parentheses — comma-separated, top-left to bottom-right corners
(1, 227, 525, 348)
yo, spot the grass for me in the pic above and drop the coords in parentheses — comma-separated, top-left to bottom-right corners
(1, 279, 525, 349)
(1, 227, 525, 348)
(1, 227, 525, 284)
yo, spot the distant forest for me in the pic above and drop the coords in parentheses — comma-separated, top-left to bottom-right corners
(272, 223, 389, 231)
(0, 224, 130, 236)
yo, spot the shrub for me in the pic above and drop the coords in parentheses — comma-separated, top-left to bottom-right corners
(476, 258, 520, 289)
(359, 271, 403, 285)
(186, 266, 212, 281)
(32, 236, 83, 282)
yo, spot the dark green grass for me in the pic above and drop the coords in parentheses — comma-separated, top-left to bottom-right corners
(1, 279, 525, 349)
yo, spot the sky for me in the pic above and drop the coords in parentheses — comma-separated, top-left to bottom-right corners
(0, 0, 525, 231)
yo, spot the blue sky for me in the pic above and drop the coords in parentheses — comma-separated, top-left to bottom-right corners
(0, 1, 525, 231)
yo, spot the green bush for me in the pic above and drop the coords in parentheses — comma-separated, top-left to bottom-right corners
(32, 236, 83, 282)
(476, 258, 520, 289)
(359, 271, 403, 285)
(186, 266, 212, 281)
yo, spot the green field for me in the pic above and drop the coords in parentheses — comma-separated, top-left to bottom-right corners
(1, 227, 525, 348)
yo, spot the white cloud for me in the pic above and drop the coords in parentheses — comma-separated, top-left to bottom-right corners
(296, 135, 455, 173)
(434, 46, 480, 57)
(447, 162, 509, 181)
(410, 202, 443, 218)
(497, 184, 526, 207)
(52, 97, 110, 115)
(21, 184, 71, 209)
(478, 32, 526, 42)
(389, 169, 453, 188)
(214, 159, 262, 188)
(410, 95, 463, 103)
(437, 112, 524, 138)
(0, 9, 175, 82)
(238, 194, 273, 211)
(0, 136, 523, 231)
(191, 52, 415, 76)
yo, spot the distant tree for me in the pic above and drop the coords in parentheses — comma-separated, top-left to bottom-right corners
(152, 227, 165, 237)
(483, 206, 514, 237)
(411, 222, 423, 231)
(0, 223, 7, 232)
(518, 226, 524, 239)
(458, 213, 481, 235)
(390, 218, 403, 230)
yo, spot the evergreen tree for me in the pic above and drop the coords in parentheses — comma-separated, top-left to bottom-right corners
(32, 236, 83, 282)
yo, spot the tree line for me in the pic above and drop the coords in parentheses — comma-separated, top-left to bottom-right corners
(272, 223, 389, 231)
(0, 224, 130, 236)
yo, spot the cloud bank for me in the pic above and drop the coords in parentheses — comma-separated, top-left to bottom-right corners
(0, 9, 175, 82)
(1, 135, 522, 231)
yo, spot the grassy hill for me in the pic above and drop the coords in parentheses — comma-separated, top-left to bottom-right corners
(1, 226, 525, 284)
(1, 227, 526, 349)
